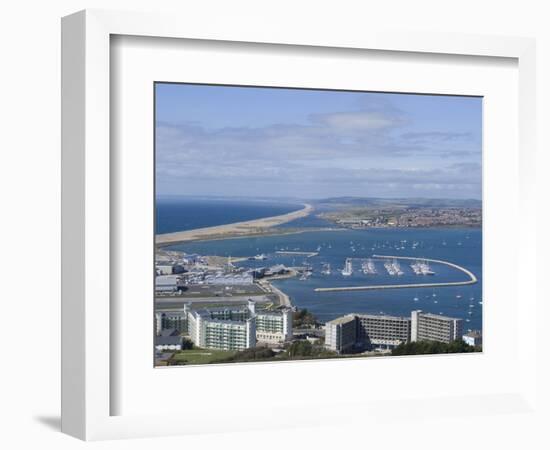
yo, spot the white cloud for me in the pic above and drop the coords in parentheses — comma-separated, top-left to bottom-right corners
(155, 104, 480, 199)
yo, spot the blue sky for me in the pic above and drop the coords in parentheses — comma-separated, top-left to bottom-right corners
(156, 83, 482, 200)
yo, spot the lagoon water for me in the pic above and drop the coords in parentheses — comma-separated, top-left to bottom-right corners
(160, 199, 483, 332)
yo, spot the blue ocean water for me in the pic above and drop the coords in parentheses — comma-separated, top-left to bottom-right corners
(156, 197, 302, 234)
(161, 200, 483, 332)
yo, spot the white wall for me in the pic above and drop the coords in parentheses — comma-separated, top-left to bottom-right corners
(0, 0, 547, 449)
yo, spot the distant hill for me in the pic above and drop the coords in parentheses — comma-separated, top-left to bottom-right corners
(315, 197, 482, 209)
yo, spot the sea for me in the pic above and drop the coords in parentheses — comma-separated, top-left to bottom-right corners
(158, 198, 483, 332)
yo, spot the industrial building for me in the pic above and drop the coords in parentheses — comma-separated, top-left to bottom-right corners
(411, 310, 463, 344)
(203, 271, 254, 285)
(155, 274, 185, 293)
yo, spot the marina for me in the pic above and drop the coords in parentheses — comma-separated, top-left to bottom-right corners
(165, 213, 482, 330)
(314, 254, 477, 292)
(362, 259, 377, 275)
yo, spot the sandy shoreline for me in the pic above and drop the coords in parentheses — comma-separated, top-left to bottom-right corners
(156, 203, 314, 246)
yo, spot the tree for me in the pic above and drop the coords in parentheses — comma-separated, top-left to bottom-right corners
(285, 340, 314, 358)
(219, 347, 276, 363)
(391, 339, 481, 356)
(293, 308, 319, 328)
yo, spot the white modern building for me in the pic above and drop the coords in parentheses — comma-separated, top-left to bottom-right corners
(255, 308, 293, 345)
(182, 300, 293, 350)
(188, 309, 256, 351)
(411, 310, 463, 344)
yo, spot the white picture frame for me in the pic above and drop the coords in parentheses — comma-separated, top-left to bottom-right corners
(61, 9, 538, 441)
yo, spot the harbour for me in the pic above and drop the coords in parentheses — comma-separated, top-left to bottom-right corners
(166, 222, 482, 330)
(314, 254, 478, 292)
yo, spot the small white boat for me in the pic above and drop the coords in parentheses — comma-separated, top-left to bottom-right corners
(341, 258, 353, 276)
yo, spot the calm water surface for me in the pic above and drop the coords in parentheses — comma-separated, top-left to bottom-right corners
(161, 200, 483, 332)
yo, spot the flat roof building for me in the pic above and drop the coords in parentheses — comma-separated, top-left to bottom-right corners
(411, 310, 463, 344)
(255, 308, 293, 345)
(163, 300, 293, 351)
(155, 307, 189, 335)
(325, 315, 357, 354)
(155, 335, 183, 351)
(188, 308, 256, 351)
(463, 330, 482, 347)
(356, 314, 411, 349)
(155, 274, 185, 293)
(326, 313, 411, 353)
(186, 301, 257, 351)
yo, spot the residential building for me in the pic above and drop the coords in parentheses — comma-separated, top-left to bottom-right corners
(155, 329, 183, 351)
(411, 310, 463, 344)
(325, 313, 411, 353)
(463, 330, 482, 347)
(188, 309, 256, 351)
(168, 300, 292, 351)
(255, 308, 293, 345)
(155, 307, 189, 335)
(325, 315, 357, 353)
(356, 314, 411, 349)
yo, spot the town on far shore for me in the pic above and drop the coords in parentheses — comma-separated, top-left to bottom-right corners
(317, 197, 482, 229)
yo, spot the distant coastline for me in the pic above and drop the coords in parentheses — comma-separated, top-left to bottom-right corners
(156, 203, 315, 246)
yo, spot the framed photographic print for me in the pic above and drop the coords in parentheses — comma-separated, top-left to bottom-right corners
(62, 9, 538, 441)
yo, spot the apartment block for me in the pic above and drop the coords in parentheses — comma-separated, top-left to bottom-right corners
(411, 310, 463, 344)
